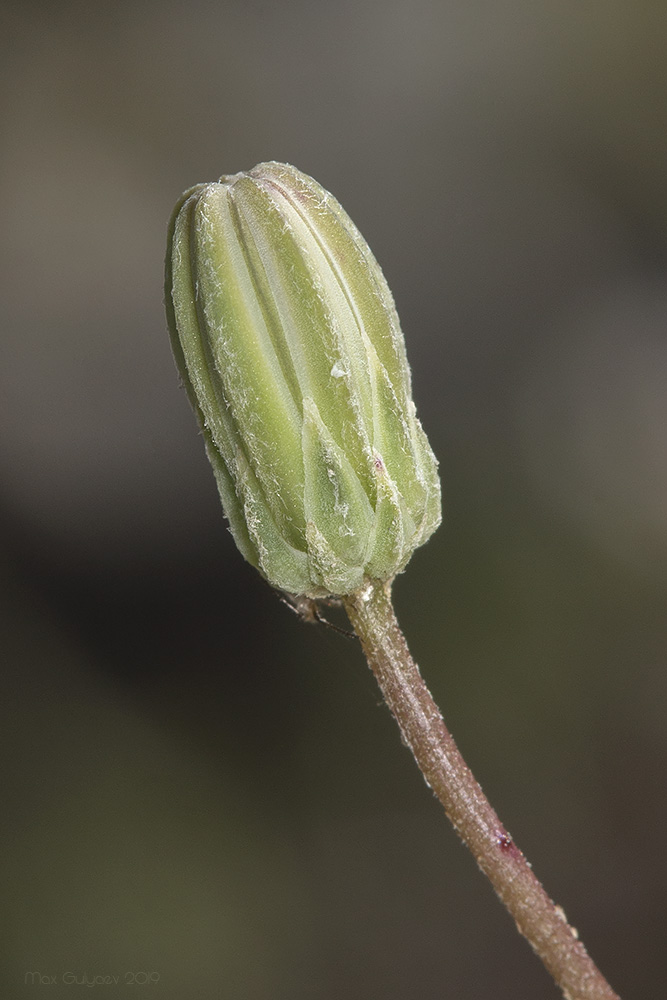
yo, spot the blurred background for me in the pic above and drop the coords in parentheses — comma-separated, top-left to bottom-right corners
(2, 1, 666, 997)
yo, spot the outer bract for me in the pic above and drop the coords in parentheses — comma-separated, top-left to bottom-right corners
(165, 161, 440, 597)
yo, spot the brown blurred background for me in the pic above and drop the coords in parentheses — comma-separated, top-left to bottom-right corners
(2, 1, 667, 997)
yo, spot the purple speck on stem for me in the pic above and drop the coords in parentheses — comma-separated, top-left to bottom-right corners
(497, 831, 513, 852)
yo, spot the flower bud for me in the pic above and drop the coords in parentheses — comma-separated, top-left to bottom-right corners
(165, 161, 440, 597)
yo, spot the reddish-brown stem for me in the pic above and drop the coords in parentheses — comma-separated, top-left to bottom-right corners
(344, 579, 620, 1000)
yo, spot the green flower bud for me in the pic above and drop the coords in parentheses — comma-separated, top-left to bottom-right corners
(165, 161, 440, 597)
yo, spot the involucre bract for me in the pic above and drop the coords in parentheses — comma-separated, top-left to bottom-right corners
(165, 162, 440, 597)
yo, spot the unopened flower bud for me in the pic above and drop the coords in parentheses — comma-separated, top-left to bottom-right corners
(165, 161, 440, 597)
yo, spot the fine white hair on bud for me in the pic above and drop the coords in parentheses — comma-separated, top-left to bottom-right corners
(165, 161, 441, 597)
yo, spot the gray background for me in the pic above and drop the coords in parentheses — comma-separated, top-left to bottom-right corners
(2, 1, 667, 997)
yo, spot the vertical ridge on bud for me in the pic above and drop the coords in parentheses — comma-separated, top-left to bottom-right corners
(166, 161, 441, 597)
(195, 185, 306, 542)
(232, 172, 375, 497)
(302, 397, 374, 567)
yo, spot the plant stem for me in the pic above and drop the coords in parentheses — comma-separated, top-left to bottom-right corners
(343, 579, 620, 1000)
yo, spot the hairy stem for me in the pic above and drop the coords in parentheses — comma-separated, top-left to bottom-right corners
(343, 579, 620, 1000)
